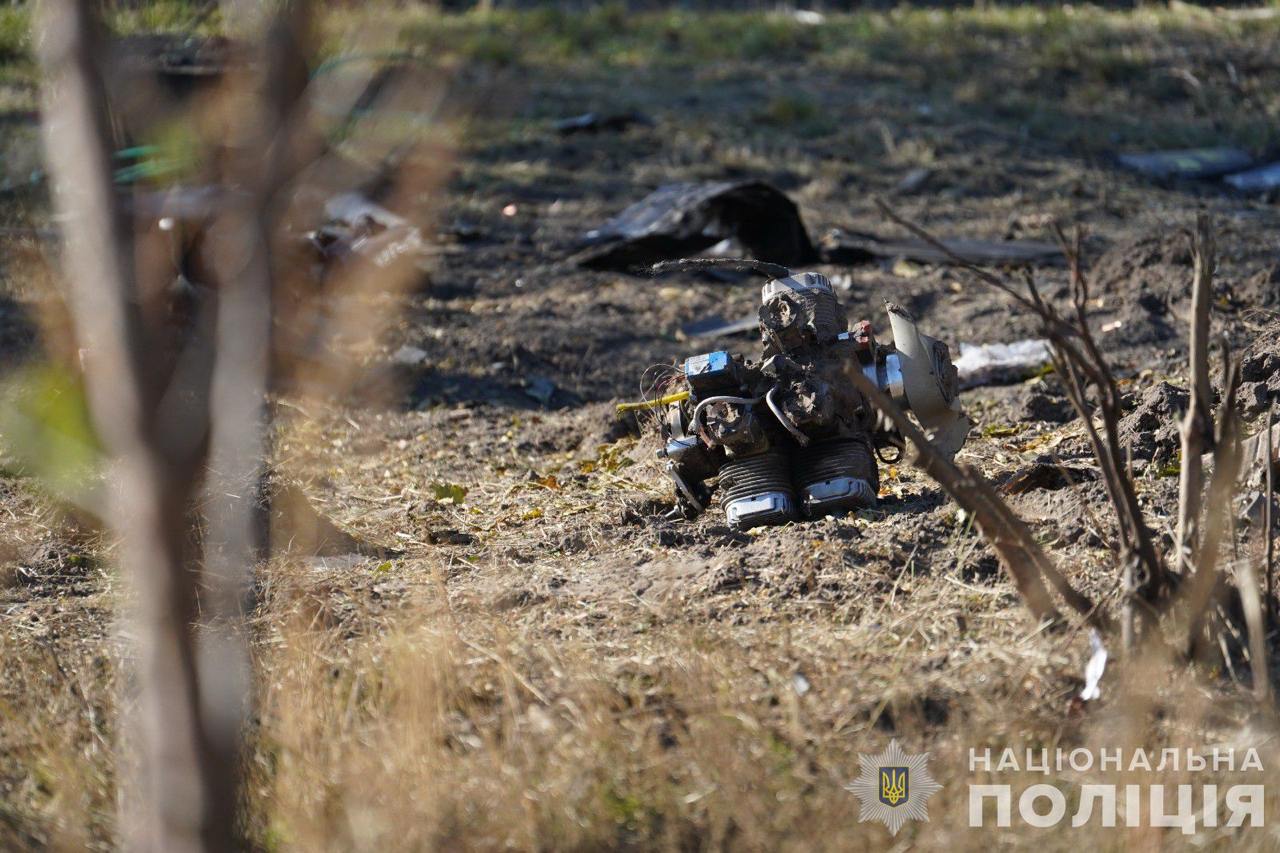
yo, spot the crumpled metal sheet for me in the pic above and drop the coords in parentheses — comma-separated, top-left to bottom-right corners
(821, 229, 1062, 267)
(1116, 147, 1254, 181)
(575, 180, 817, 272)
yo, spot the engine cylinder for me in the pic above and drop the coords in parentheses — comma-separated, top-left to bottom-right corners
(718, 449, 796, 528)
(760, 272, 845, 351)
(793, 437, 878, 516)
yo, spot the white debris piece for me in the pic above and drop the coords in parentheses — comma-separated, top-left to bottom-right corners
(1080, 629, 1108, 701)
(954, 338, 1051, 389)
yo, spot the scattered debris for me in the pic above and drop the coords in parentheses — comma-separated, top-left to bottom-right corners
(580, 185, 1059, 274)
(791, 671, 812, 695)
(821, 229, 1061, 267)
(1224, 161, 1280, 192)
(554, 111, 653, 135)
(953, 339, 1051, 388)
(1079, 629, 1108, 701)
(895, 167, 933, 194)
(112, 33, 237, 94)
(576, 181, 817, 271)
(679, 313, 759, 340)
(524, 375, 557, 406)
(310, 192, 431, 284)
(1116, 147, 1253, 181)
(790, 9, 825, 25)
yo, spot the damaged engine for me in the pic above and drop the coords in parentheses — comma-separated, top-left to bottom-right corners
(659, 271, 971, 528)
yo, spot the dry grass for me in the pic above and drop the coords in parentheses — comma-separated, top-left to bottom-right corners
(4, 394, 1280, 849)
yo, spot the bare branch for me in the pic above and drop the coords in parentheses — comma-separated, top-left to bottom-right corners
(1185, 356, 1244, 657)
(197, 8, 314, 841)
(1268, 401, 1275, 626)
(1176, 214, 1214, 575)
(1238, 551, 1271, 704)
(647, 257, 792, 279)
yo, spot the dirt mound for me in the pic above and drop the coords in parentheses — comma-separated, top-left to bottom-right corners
(1089, 233, 1191, 348)
(1118, 380, 1188, 465)
(1237, 324, 1280, 416)
(1091, 232, 1193, 296)
(1016, 382, 1075, 424)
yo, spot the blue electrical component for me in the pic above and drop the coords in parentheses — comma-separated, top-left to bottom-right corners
(683, 351, 739, 397)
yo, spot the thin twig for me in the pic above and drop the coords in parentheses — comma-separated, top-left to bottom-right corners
(1267, 401, 1276, 626)
(1238, 550, 1271, 704)
(1185, 355, 1244, 657)
(1177, 215, 1214, 575)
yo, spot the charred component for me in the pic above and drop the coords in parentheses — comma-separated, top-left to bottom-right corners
(657, 271, 971, 528)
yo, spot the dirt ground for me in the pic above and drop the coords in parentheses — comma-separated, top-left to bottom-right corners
(4, 5, 1280, 850)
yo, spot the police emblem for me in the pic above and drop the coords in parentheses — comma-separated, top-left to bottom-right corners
(879, 766, 908, 806)
(845, 740, 942, 835)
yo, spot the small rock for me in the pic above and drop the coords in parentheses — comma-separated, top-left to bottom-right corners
(392, 345, 429, 366)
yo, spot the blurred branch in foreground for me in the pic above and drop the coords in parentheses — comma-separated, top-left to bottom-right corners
(36, 0, 450, 846)
(36, 0, 222, 848)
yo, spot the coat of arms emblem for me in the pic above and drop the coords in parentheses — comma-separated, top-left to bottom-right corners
(845, 740, 942, 835)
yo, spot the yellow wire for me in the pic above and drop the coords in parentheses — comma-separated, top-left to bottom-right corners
(615, 389, 690, 415)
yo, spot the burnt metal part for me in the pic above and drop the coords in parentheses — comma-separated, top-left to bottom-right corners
(650, 257, 792, 280)
(703, 401, 768, 455)
(578, 181, 1063, 275)
(655, 269, 969, 529)
(576, 181, 817, 271)
(760, 271, 845, 355)
(820, 228, 1062, 268)
(554, 111, 653, 135)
